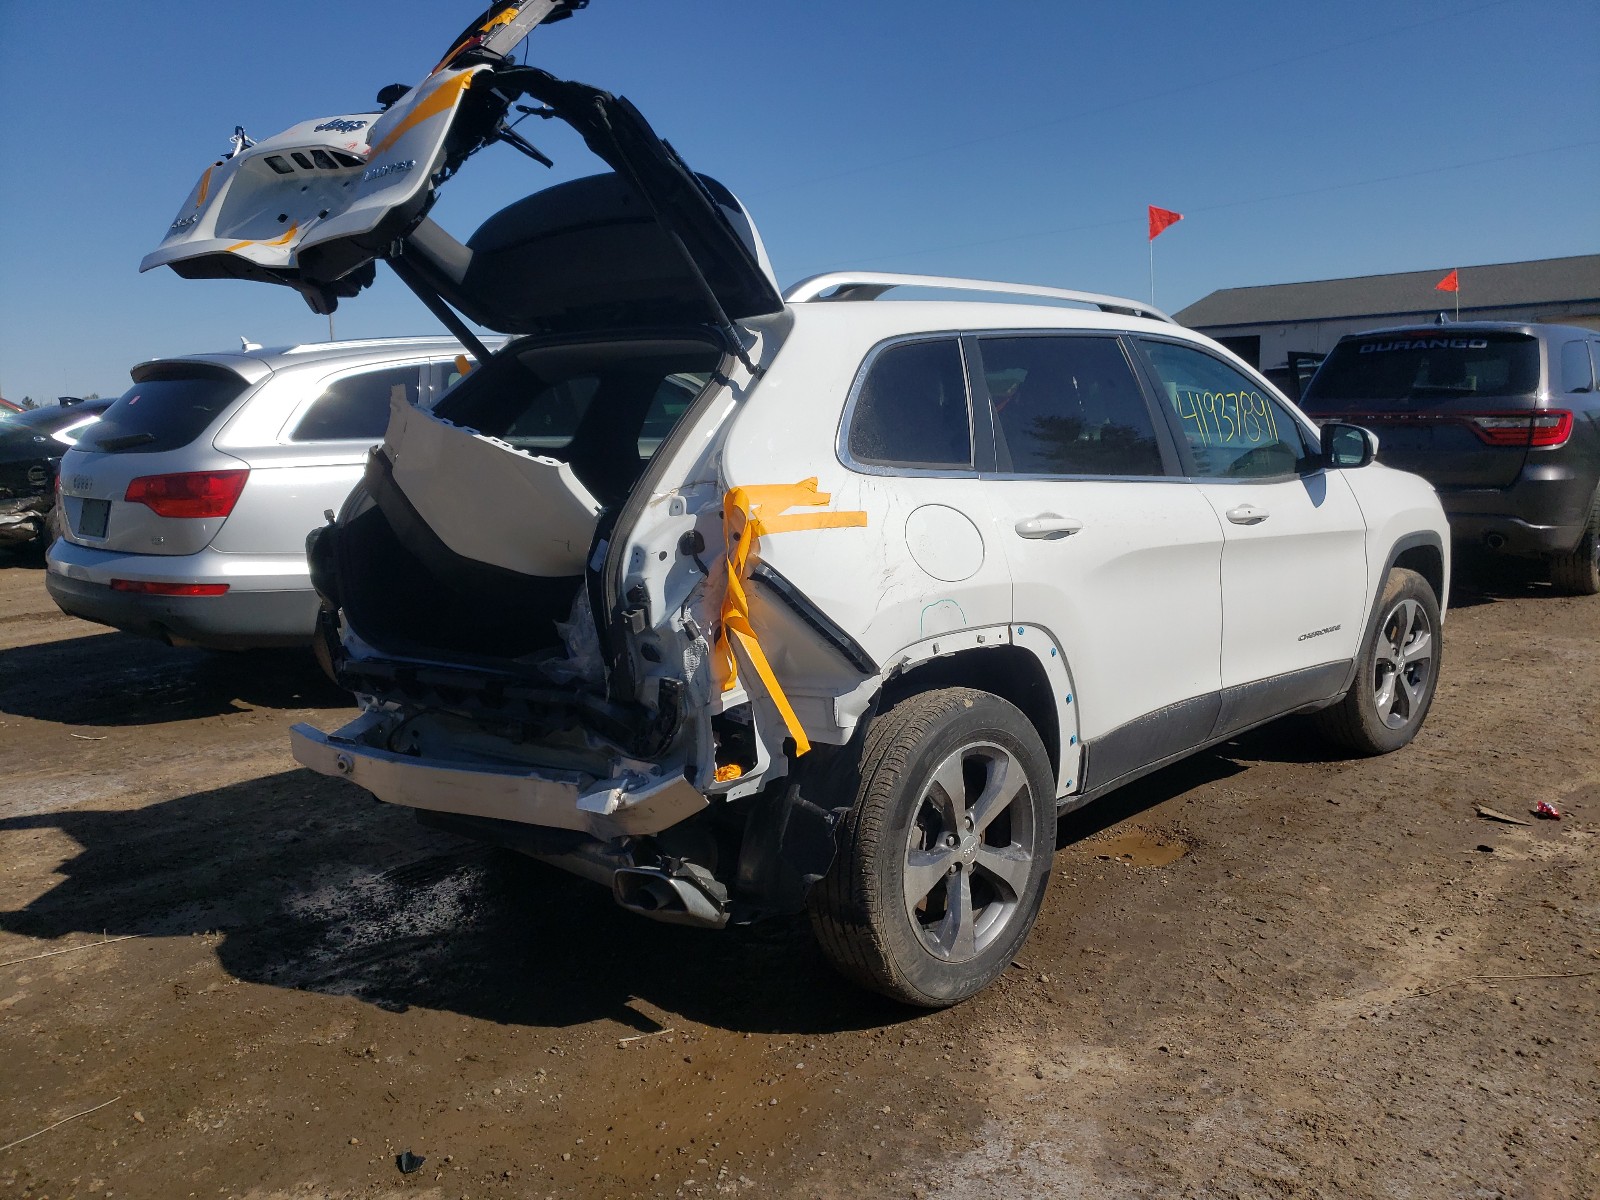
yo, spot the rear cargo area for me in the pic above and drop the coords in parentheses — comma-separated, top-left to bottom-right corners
(331, 335, 722, 667)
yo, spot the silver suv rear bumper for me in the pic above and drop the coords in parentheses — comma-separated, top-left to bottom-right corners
(289, 712, 707, 840)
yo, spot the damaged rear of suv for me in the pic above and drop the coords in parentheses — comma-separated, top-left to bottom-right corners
(139, 2, 888, 960)
(142, 3, 1449, 1006)
(305, 329, 758, 922)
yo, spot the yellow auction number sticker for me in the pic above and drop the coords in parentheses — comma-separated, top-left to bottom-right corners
(1171, 388, 1278, 447)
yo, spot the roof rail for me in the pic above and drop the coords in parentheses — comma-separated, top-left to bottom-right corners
(281, 335, 477, 354)
(783, 271, 1175, 324)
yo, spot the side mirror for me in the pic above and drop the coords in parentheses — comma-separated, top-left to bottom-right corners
(1321, 421, 1377, 469)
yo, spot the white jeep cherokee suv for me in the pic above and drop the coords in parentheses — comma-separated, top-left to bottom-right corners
(141, 5, 1449, 1005)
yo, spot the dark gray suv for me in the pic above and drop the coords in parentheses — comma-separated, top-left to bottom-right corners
(1300, 322, 1600, 594)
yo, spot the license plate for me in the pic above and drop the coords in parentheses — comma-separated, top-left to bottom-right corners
(78, 498, 110, 539)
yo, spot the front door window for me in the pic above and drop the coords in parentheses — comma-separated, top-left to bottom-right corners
(1138, 339, 1316, 481)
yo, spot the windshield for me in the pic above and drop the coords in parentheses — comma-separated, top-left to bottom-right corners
(85, 366, 252, 454)
(1303, 332, 1539, 408)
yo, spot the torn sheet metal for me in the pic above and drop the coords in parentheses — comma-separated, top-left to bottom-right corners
(385, 393, 601, 578)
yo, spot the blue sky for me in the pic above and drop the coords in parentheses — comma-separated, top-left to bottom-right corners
(1, 0, 1595, 404)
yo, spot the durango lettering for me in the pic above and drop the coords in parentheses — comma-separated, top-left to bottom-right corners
(1358, 338, 1490, 353)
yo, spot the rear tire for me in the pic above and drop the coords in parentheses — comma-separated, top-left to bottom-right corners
(1549, 491, 1600, 596)
(1312, 567, 1441, 756)
(809, 688, 1055, 1007)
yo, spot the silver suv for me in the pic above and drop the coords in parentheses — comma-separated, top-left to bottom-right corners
(47, 337, 491, 648)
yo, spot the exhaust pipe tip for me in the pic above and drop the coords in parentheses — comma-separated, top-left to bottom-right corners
(620, 873, 679, 914)
(613, 866, 729, 928)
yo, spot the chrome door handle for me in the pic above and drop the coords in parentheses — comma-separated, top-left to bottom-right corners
(1015, 513, 1083, 539)
(1225, 504, 1270, 525)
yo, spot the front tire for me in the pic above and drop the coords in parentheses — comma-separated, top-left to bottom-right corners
(1549, 491, 1600, 596)
(1313, 567, 1441, 755)
(809, 688, 1055, 1007)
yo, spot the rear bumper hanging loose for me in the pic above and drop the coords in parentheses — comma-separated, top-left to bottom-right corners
(290, 712, 707, 840)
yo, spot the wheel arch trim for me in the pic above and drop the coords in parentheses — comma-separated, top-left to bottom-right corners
(870, 623, 1081, 799)
(1336, 530, 1445, 698)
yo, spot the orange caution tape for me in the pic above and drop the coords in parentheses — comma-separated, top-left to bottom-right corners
(370, 70, 476, 159)
(224, 221, 299, 254)
(479, 6, 521, 34)
(433, 7, 518, 72)
(717, 478, 866, 756)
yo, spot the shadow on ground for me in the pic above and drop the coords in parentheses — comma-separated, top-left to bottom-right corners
(0, 546, 46, 570)
(0, 767, 902, 1036)
(0, 631, 346, 725)
(0, 705, 1320, 1034)
(1447, 552, 1555, 609)
(1055, 750, 1247, 850)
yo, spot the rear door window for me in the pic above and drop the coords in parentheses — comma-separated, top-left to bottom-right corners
(1137, 339, 1315, 479)
(291, 363, 423, 442)
(847, 338, 973, 469)
(83, 366, 251, 454)
(980, 335, 1165, 476)
(1302, 331, 1540, 408)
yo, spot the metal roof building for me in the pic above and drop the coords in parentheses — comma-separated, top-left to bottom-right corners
(1176, 254, 1600, 381)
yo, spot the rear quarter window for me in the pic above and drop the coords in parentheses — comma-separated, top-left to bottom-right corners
(1559, 340, 1595, 393)
(291, 363, 422, 442)
(84, 365, 251, 454)
(847, 338, 973, 469)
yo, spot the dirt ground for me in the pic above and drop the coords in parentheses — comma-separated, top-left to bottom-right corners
(0, 546, 1595, 1200)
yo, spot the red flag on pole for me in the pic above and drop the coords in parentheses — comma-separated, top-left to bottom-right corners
(1148, 206, 1183, 241)
(1435, 269, 1459, 293)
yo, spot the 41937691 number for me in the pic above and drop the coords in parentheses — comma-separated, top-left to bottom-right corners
(1170, 388, 1279, 448)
